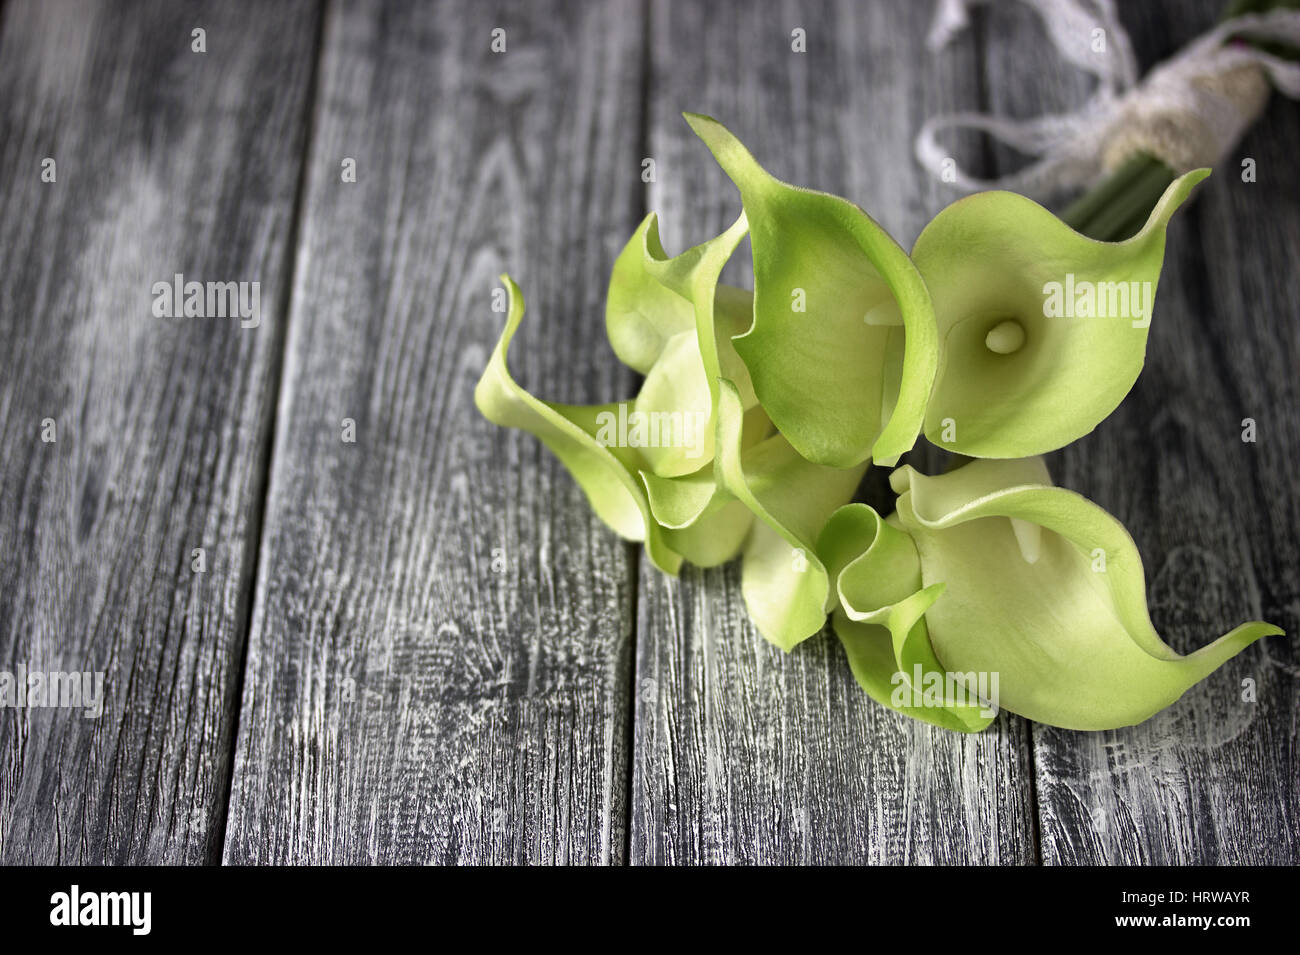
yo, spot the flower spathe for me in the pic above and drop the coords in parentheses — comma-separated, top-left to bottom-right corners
(816, 502, 995, 732)
(912, 170, 1209, 458)
(820, 457, 1280, 731)
(475, 274, 684, 574)
(685, 113, 937, 469)
(714, 378, 866, 651)
(476, 207, 758, 573)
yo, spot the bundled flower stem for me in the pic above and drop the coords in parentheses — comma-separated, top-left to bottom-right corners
(1061, 0, 1300, 240)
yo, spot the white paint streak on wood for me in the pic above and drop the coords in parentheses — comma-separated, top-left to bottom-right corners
(0, 0, 318, 864)
(222, 0, 646, 865)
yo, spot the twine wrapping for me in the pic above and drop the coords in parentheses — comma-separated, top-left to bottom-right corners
(915, 0, 1300, 197)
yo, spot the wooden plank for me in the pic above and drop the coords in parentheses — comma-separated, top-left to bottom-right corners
(630, 0, 1037, 864)
(221, 0, 647, 864)
(0, 0, 319, 863)
(981, 0, 1300, 863)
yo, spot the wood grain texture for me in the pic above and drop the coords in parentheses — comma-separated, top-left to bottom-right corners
(0, 0, 318, 863)
(629, 0, 1037, 864)
(222, 0, 647, 864)
(981, 0, 1300, 864)
(3, 0, 1293, 868)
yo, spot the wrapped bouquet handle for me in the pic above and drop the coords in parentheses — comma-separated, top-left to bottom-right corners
(915, 0, 1300, 198)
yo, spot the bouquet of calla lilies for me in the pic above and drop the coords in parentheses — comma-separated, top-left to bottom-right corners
(476, 113, 1283, 732)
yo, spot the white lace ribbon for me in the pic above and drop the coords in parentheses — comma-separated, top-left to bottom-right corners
(915, 0, 1300, 197)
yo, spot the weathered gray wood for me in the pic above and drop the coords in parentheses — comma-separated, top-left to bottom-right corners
(0, 0, 319, 863)
(222, 0, 647, 864)
(5, 0, 1289, 868)
(982, 0, 1300, 863)
(630, 0, 1037, 864)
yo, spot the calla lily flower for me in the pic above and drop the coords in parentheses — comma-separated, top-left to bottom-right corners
(476, 203, 758, 572)
(713, 379, 866, 651)
(605, 211, 757, 476)
(817, 503, 995, 732)
(476, 110, 1283, 735)
(685, 113, 937, 468)
(475, 213, 774, 574)
(912, 170, 1209, 458)
(475, 274, 685, 573)
(822, 457, 1281, 730)
(605, 210, 763, 567)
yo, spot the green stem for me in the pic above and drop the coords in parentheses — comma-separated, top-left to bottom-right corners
(1059, 154, 1153, 231)
(1066, 156, 1174, 241)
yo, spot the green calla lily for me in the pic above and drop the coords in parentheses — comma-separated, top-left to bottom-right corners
(476, 110, 1284, 736)
(475, 274, 684, 573)
(828, 457, 1281, 730)
(476, 212, 763, 574)
(714, 379, 867, 651)
(613, 210, 766, 567)
(607, 210, 759, 477)
(638, 401, 773, 568)
(817, 504, 997, 732)
(685, 112, 937, 469)
(913, 170, 1209, 458)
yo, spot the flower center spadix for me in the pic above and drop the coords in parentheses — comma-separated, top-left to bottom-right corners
(985, 319, 1026, 355)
